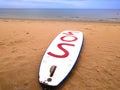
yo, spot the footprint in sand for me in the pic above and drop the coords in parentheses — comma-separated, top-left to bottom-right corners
(0, 42, 5, 46)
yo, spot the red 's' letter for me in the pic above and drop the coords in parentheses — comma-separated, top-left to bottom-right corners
(47, 43, 75, 58)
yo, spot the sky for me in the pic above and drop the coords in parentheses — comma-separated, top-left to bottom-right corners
(0, 0, 120, 9)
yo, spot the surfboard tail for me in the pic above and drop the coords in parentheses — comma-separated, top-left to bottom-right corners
(41, 83, 56, 90)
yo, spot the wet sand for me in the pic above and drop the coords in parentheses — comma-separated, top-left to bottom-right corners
(0, 19, 120, 90)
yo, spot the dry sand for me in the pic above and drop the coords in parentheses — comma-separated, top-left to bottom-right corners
(0, 19, 120, 90)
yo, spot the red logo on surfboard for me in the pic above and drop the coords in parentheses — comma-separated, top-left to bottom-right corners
(47, 32, 78, 58)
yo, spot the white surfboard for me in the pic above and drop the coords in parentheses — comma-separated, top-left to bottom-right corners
(39, 30, 84, 87)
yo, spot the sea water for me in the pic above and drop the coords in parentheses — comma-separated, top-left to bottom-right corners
(0, 8, 120, 22)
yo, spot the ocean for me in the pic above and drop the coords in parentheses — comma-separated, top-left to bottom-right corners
(0, 8, 120, 22)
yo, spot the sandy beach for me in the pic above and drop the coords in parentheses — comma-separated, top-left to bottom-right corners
(0, 19, 120, 90)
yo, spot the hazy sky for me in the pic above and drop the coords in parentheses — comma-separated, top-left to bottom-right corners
(0, 0, 120, 9)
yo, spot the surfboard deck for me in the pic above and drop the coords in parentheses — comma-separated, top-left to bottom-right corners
(39, 30, 84, 87)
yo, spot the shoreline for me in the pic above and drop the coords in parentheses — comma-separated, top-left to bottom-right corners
(0, 18, 120, 24)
